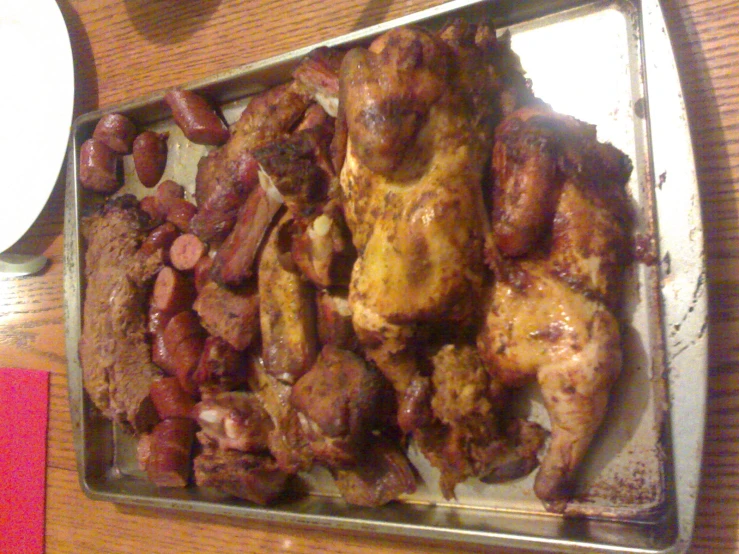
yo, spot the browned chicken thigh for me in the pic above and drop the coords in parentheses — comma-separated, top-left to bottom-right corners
(339, 21, 525, 432)
(478, 106, 633, 511)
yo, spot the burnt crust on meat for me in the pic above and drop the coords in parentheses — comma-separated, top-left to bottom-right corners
(78, 195, 163, 434)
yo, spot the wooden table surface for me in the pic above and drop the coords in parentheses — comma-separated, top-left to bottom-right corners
(5, 0, 736, 552)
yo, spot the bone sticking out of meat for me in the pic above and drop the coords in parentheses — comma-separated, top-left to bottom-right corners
(331, 434, 416, 507)
(79, 195, 163, 434)
(195, 391, 273, 452)
(190, 81, 313, 243)
(258, 213, 318, 384)
(290, 200, 357, 289)
(145, 418, 196, 487)
(209, 184, 284, 286)
(193, 280, 260, 352)
(292, 46, 345, 117)
(194, 443, 289, 505)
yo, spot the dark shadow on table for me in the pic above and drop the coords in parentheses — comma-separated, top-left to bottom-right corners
(351, 0, 392, 31)
(124, 0, 222, 45)
(661, 0, 739, 551)
(56, 0, 99, 114)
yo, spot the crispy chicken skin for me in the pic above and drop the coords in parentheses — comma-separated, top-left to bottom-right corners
(339, 21, 522, 431)
(478, 106, 633, 511)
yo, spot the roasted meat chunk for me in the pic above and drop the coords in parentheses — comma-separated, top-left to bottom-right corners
(191, 81, 313, 242)
(194, 443, 289, 505)
(290, 346, 394, 466)
(292, 46, 346, 117)
(258, 213, 318, 383)
(315, 288, 357, 350)
(331, 435, 416, 507)
(193, 280, 260, 351)
(79, 195, 163, 434)
(415, 344, 545, 499)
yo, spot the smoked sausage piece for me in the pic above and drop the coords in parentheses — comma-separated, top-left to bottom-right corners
(149, 377, 196, 419)
(145, 418, 196, 487)
(140, 222, 179, 257)
(93, 113, 137, 154)
(164, 89, 230, 146)
(151, 266, 196, 314)
(79, 138, 121, 194)
(166, 199, 198, 233)
(170, 234, 208, 272)
(162, 311, 206, 392)
(155, 180, 185, 215)
(133, 131, 169, 187)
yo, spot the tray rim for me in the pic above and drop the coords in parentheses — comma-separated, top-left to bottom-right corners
(62, 0, 707, 552)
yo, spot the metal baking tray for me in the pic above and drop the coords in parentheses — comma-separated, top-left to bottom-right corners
(63, 0, 707, 551)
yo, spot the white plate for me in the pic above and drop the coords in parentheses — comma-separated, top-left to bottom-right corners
(0, 0, 74, 254)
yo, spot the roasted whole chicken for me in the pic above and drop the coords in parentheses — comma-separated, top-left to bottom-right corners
(338, 20, 529, 433)
(478, 105, 634, 511)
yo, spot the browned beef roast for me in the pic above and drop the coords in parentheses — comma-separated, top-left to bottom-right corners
(78, 195, 164, 434)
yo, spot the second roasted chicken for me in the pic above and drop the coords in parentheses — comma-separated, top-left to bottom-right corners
(478, 105, 634, 511)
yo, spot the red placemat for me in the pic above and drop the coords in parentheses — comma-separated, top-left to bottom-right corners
(0, 368, 49, 554)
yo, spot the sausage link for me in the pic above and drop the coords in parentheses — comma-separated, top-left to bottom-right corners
(145, 418, 196, 487)
(79, 138, 121, 194)
(155, 180, 185, 215)
(193, 256, 214, 292)
(140, 222, 180, 257)
(164, 89, 230, 146)
(133, 131, 169, 187)
(166, 199, 198, 233)
(152, 331, 178, 376)
(92, 113, 137, 154)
